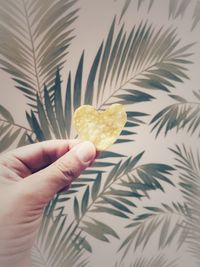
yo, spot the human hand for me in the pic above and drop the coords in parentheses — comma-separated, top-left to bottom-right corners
(0, 140, 96, 267)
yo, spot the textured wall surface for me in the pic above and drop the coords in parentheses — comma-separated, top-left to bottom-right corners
(0, 0, 200, 266)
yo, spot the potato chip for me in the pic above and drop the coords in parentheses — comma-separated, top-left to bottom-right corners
(73, 104, 127, 151)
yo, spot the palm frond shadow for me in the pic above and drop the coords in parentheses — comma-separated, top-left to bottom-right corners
(26, 64, 146, 144)
(191, 1, 200, 31)
(0, 0, 79, 108)
(118, 201, 188, 260)
(87, 18, 194, 109)
(23, 18, 191, 213)
(171, 144, 200, 265)
(150, 91, 200, 137)
(118, 0, 155, 23)
(73, 152, 175, 242)
(168, 0, 200, 31)
(25, 16, 194, 147)
(24, 17, 194, 145)
(32, 196, 90, 267)
(168, 0, 191, 20)
(115, 254, 177, 267)
(0, 104, 34, 152)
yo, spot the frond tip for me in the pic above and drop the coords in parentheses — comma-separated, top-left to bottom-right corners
(151, 91, 200, 137)
(0, 105, 32, 152)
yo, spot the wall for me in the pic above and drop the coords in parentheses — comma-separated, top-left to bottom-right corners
(0, 0, 200, 266)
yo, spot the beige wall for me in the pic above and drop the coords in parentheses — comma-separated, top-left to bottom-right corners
(0, 0, 200, 266)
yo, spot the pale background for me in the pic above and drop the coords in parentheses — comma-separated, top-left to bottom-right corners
(0, 0, 200, 266)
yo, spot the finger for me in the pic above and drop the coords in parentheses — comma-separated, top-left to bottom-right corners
(2, 139, 81, 177)
(18, 141, 96, 203)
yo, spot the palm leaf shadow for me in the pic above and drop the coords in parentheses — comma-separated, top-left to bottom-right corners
(23, 16, 193, 257)
(150, 91, 200, 137)
(25, 66, 142, 143)
(73, 152, 175, 243)
(115, 254, 177, 267)
(25, 16, 194, 145)
(168, 0, 200, 31)
(0, 104, 34, 152)
(85, 18, 194, 109)
(168, 0, 191, 19)
(170, 144, 200, 265)
(118, 201, 188, 260)
(191, 1, 200, 31)
(32, 196, 90, 267)
(0, 0, 79, 108)
(118, 0, 155, 23)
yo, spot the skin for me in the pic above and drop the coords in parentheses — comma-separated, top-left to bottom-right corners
(0, 139, 96, 267)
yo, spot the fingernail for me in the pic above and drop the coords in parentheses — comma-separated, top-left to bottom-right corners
(74, 141, 96, 164)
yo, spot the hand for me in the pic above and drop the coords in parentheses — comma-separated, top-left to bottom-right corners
(0, 140, 96, 267)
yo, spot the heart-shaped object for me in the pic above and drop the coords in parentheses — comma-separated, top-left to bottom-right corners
(73, 104, 127, 150)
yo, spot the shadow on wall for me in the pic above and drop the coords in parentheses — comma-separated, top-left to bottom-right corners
(0, 0, 200, 266)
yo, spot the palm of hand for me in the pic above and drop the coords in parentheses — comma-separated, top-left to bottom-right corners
(0, 139, 95, 267)
(0, 153, 44, 266)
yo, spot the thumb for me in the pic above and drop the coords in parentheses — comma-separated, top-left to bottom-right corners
(19, 141, 96, 203)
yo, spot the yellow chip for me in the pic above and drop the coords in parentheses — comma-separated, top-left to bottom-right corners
(73, 104, 127, 151)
